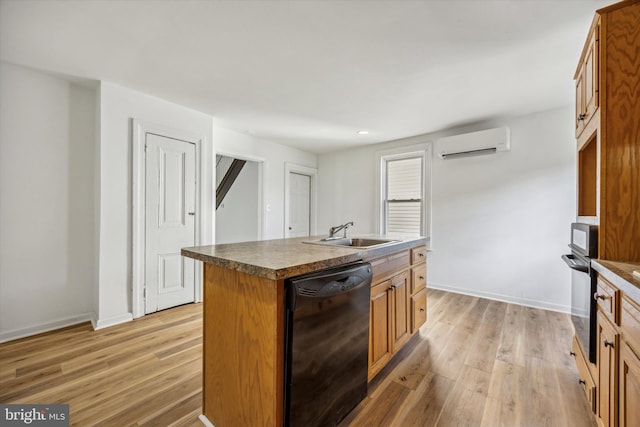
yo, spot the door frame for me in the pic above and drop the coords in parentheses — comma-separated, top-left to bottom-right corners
(132, 119, 205, 319)
(284, 163, 317, 238)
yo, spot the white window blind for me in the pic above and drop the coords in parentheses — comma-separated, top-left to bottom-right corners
(385, 157, 423, 235)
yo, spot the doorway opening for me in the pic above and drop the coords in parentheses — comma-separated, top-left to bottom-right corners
(215, 155, 263, 244)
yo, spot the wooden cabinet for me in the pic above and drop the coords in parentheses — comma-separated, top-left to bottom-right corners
(573, 1, 640, 262)
(597, 312, 619, 427)
(410, 264, 427, 333)
(591, 272, 640, 427)
(572, 2, 640, 421)
(370, 277, 393, 375)
(368, 270, 411, 378)
(368, 244, 427, 380)
(619, 341, 640, 427)
(391, 272, 410, 352)
(619, 295, 640, 427)
(575, 66, 585, 136)
(410, 246, 427, 332)
(621, 296, 640, 357)
(575, 20, 600, 138)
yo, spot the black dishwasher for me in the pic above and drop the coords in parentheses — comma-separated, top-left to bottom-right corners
(284, 261, 372, 427)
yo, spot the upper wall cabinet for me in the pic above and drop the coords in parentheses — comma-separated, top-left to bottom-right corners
(574, 0, 640, 262)
(575, 20, 600, 139)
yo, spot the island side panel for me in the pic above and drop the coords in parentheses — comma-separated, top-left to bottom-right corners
(203, 263, 285, 426)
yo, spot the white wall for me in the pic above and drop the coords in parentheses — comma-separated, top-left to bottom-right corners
(0, 68, 319, 338)
(97, 82, 214, 327)
(317, 145, 378, 236)
(216, 160, 260, 244)
(0, 62, 97, 341)
(213, 126, 317, 240)
(0, 63, 574, 339)
(318, 106, 576, 312)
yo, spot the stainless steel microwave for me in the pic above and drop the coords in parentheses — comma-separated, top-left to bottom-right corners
(570, 222, 598, 258)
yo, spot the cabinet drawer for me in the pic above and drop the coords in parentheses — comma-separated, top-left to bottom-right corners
(621, 295, 640, 355)
(411, 288, 427, 333)
(370, 251, 409, 284)
(572, 336, 597, 413)
(596, 276, 619, 324)
(411, 246, 427, 265)
(411, 264, 426, 294)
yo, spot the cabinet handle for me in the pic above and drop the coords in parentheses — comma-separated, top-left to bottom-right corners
(579, 379, 586, 386)
(419, 253, 425, 257)
(419, 308, 425, 312)
(577, 113, 586, 122)
(604, 340, 614, 349)
(569, 351, 576, 357)
(419, 276, 425, 281)
(390, 285, 396, 291)
(594, 292, 609, 301)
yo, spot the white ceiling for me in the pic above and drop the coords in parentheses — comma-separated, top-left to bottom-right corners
(0, 0, 611, 154)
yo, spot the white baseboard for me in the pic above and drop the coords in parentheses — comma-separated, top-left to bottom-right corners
(428, 282, 571, 314)
(0, 312, 95, 343)
(198, 414, 215, 427)
(93, 312, 134, 330)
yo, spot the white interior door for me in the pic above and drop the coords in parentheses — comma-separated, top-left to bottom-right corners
(145, 133, 196, 313)
(288, 172, 311, 237)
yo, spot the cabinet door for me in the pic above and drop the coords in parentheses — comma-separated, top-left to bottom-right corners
(576, 66, 586, 137)
(575, 23, 599, 138)
(598, 313, 619, 427)
(619, 341, 640, 427)
(391, 272, 410, 352)
(583, 25, 599, 122)
(369, 279, 392, 378)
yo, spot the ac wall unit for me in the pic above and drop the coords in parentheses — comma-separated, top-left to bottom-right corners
(436, 127, 510, 159)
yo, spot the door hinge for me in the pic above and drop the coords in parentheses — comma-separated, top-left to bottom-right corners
(143, 287, 146, 299)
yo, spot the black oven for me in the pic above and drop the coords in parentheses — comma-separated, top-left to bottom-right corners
(562, 223, 598, 363)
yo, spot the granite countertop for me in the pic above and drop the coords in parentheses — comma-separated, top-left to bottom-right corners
(181, 234, 428, 280)
(592, 259, 640, 302)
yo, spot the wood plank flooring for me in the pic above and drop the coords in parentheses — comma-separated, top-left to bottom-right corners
(340, 290, 598, 427)
(0, 290, 598, 426)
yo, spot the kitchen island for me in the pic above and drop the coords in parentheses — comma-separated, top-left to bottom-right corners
(182, 234, 428, 427)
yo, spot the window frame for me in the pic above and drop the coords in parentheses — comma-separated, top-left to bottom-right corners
(376, 143, 432, 241)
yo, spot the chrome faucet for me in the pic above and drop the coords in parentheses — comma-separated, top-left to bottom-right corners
(326, 221, 354, 240)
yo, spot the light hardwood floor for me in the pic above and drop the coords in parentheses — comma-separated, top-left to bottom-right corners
(0, 290, 597, 426)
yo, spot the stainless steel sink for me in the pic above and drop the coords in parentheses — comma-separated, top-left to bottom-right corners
(304, 237, 399, 248)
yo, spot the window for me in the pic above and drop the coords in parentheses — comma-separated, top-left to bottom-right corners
(378, 145, 431, 238)
(385, 156, 423, 234)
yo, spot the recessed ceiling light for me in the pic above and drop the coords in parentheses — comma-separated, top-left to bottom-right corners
(357, 130, 369, 135)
